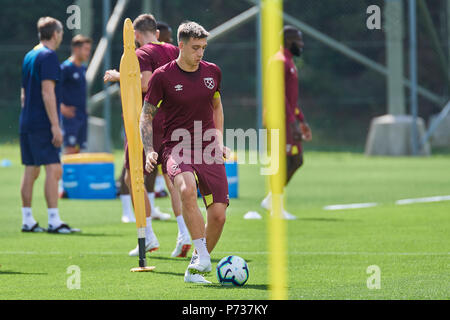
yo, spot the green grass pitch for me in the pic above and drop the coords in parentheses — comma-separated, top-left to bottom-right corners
(0, 143, 449, 299)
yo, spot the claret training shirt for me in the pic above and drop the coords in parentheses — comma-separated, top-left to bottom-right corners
(136, 42, 179, 133)
(145, 60, 222, 152)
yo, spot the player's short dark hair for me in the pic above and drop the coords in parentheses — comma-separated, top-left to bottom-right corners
(133, 14, 157, 34)
(283, 25, 301, 40)
(71, 34, 92, 48)
(37, 17, 63, 41)
(157, 21, 171, 32)
(177, 21, 209, 44)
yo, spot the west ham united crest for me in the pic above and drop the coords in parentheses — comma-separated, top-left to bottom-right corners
(203, 77, 215, 89)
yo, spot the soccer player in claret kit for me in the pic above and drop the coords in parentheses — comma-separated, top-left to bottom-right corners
(104, 14, 191, 257)
(261, 26, 312, 219)
(140, 21, 229, 284)
(156, 21, 174, 44)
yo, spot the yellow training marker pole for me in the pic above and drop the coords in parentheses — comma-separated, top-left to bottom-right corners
(119, 18, 154, 272)
(262, 0, 287, 299)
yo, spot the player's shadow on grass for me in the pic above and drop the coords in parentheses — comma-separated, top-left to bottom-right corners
(152, 270, 185, 277)
(152, 220, 177, 224)
(149, 256, 189, 262)
(298, 218, 356, 222)
(150, 256, 224, 263)
(0, 270, 47, 275)
(210, 284, 268, 291)
(50, 232, 125, 237)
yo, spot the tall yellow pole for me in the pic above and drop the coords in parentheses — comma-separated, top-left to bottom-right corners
(120, 18, 154, 272)
(261, 0, 287, 299)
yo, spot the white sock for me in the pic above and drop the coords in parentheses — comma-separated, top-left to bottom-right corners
(262, 192, 272, 210)
(120, 194, 133, 217)
(58, 179, 64, 194)
(192, 238, 209, 258)
(155, 175, 165, 192)
(148, 192, 155, 211)
(145, 217, 156, 244)
(22, 207, 36, 227)
(176, 215, 189, 238)
(48, 208, 62, 227)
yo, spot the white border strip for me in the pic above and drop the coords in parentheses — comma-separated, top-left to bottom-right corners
(0, 251, 448, 256)
(323, 203, 378, 211)
(324, 195, 450, 211)
(396, 195, 450, 205)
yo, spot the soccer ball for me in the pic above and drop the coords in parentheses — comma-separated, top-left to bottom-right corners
(216, 255, 249, 286)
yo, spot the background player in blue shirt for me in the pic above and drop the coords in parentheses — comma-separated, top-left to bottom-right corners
(60, 35, 92, 154)
(20, 17, 80, 234)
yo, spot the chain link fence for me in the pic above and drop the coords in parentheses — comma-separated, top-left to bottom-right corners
(1, 0, 447, 150)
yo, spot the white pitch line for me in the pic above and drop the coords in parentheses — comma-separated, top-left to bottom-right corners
(396, 195, 450, 205)
(324, 195, 450, 211)
(0, 251, 448, 256)
(214, 251, 450, 256)
(323, 203, 378, 211)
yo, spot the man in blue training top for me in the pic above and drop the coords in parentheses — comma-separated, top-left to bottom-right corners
(60, 35, 92, 154)
(19, 16, 80, 234)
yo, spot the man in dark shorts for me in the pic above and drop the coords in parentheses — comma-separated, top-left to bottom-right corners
(104, 14, 191, 257)
(19, 17, 80, 234)
(60, 35, 92, 154)
(140, 21, 229, 284)
(106, 17, 174, 225)
(261, 26, 312, 220)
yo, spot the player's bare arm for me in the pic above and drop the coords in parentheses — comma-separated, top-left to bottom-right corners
(103, 69, 120, 82)
(291, 120, 303, 142)
(140, 71, 153, 93)
(105, 69, 152, 94)
(299, 121, 312, 141)
(140, 100, 159, 172)
(21, 88, 25, 108)
(41, 79, 62, 147)
(212, 94, 230, 158)
(60, 103, 76, 118)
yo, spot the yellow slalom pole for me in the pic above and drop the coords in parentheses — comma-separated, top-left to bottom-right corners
(119, 18, 154, 272)
(261, 0, 287, 299)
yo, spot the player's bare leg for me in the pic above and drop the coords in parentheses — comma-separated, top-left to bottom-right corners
(59, 146, 78, 199)
(124, 168, 151, 219)
(165, 173, 182, 218)
(63, 146, 79, 155)
(174, 171, 211, 283)
(262, 154, 303, 220)
(20, 166, 44, 232)
(21, 166, 40, 208)
(174, 172, 205, 239)
(119, 165, 135, 223)
(165, 172, 191, 257)
(174, 171, 211, 275)
(281, 154, 303, 220)
(286, 153, 303, 185)
(154, 172, 168, 197)
(125, 168, 159, 256)
(145, 169, 170, 220)
(44, 163, 61, 209)
(44, 163, 80, 233)
(205, 203, 227, 253)
(119, 165, 130, 194)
